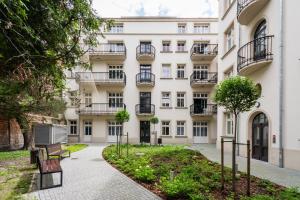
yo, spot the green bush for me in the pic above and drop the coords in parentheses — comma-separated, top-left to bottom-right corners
(279, 188, 300, 200)
(241, 195, 275, 200)
(134, 165, 156, 182)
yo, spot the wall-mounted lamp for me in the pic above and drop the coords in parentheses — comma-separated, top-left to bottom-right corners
(255, 101, 261, 108)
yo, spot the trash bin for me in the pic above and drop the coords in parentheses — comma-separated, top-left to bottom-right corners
(30, 148, 39, 164)
(158, 138, 162, 145)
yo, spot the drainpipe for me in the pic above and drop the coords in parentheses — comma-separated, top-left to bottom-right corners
(278, 0, 284, 168)
(237, 20, 242, 155)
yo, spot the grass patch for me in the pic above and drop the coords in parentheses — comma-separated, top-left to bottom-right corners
(103, 145, 300, 200)
(0, 150, 29, 161)
(63, 143, 88, 153)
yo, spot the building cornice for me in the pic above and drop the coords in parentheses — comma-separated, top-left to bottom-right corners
(103, 16, 218, 22)
(103, 33, 218, 36)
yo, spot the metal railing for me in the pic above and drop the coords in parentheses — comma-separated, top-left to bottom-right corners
(75, 72, 126, 85)
(237, 0, 256, 17)
(77, 103, 126, 115)
(135, 104, 155, 115)
(136, 73, 155, 85)
(190, 44, 218, 57)
(136, 45, 155, 59)
(88, 43, 126, 55)
(190, 72, 218, 85)
(237, 35, 273, 72)
(190, 104, 217, 115)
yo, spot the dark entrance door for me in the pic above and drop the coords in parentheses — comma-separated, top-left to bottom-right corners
(140, 121, 150, 143)
(252, 113, 269, 162)
(193, 98, 207, 114)
(254, 20, 267, 60)
(140, 92, 151, 113)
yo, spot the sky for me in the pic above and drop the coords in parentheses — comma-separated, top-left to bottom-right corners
(92, 0, 219, 18)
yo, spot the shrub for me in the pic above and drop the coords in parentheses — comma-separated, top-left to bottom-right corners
(134, 165, 156, 182)
(279, 188, 300, 200)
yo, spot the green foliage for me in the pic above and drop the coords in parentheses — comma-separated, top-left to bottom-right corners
(213, 76, 260, 115)
(134, 165, 156, 182)
(279, 188, 300, 200)
(115, 109, 130, 124)
(63, 143, 88, 153)
(150, 116, 159, 124)
(0, 150, 29, 161)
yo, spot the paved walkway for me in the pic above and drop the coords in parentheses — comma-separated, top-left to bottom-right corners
(191, 144, 300, 188)
(28, 144, 161, 200)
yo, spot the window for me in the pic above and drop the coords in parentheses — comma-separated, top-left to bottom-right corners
(69, 120, 77, 135)
(109, 65, 123, 79)
(161, 92, 171, 108)
(178, 24, 186, 33)
(109, 23, 123, 33)
(162, 41, 171, 52)
(108, 92, 123, 107)
(177, 64, 185, 78)
(194, 24, 210, 33)
(161, 64, 172, 78)
(225, 25, 234, 51)
(193, 121, 208, 137)
(176, 121, 185, 136)
(84, 93, 92, 107)
(69, 91, 78, 106)
(107, 43, 125, 52)
(84, 121, 92, 135)
(226, 113, 233, 135)
(177, 41, 186, 52)
(193, 65, 208, 80)
(161, 121, 170, 136)
(176, 92, 185, 108)
(108, 121, 123, 136)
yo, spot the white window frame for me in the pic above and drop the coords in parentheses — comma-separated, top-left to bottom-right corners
(194, 24, 210, 34)
(84, 93, 92, 107)
(161, 121, 171, 136)
(176, 64, 185, 78)
(69, 91, 78, 107)
(225, 25, 234, 51)
(177, 41, 186, 52)
(161, 64, 172, 78)
(176, 92, 185, 108)
(162, 41, 171, 52)
(176, 121, 185, 136)
(109, 23, 124, 33)
(178, 24, 186, 33)
(193, 121, 208, 137)
(226, 113, 234, 135)
(108, 121, 123, 136)
(108, 92, 123, 108)
(84, 121, 92, 135)
(69, 120, 77, 135)
(161, 92, 171, 108)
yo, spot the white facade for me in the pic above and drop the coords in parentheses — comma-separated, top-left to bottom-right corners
(218, 0, 300, 171)
(64, 17, 219, 145)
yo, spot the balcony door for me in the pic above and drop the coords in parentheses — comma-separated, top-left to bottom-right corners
(193, 65, 208, 81)
(140, 121, 150, 143)
(109, 43, 124, 52)
(109, 65, 123, 80)
(108, 93, 123, 112)
(254, 20, 267, 60)
(83, 121, 92, 142)
(140, 41, 152, 54)
(140, 92, 151, 113)
(193, 121, 208, 143)
(194, 42, 209, 54)
(140, 65, 151, 83)
(193, 93, 208, 114)
(107, 121, 122, 143)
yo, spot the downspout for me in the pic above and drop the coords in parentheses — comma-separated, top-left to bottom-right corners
(278, 0, 284, 168)
(237, 20, 242, 155)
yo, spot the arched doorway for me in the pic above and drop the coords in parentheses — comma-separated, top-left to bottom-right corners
(253, 20, 267, 60)
(252, 112, 269, 162)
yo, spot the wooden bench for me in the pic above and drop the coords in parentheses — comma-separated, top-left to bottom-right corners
(45, 143, 70, 160)
(37, 150, 63, 190)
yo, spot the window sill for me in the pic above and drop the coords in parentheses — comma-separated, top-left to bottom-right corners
(160, 107, 173, 109)
(175, 135, 188, 138)
(221, 45, 236, 60)
(175, 107, 188, 109)
(221, 0, 236, 20)
(68, 134, 79, 136)
(160, 135, 172, 138)
(160, 51, 173, 53)
(175, 78, 188, 80)
(175, 51, 188, 53)
(160, 77, 173, 80)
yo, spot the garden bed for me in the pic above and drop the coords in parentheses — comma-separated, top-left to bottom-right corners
(103, 145, 300, 200)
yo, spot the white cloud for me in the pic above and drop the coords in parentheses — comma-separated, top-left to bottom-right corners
(92, 0, 218, 18)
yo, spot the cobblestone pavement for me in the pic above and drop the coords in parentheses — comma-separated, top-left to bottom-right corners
(191, 144, 300, 188)
(27, 144, 161, 200)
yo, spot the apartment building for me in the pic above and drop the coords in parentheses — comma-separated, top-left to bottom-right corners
(218, 0, 300, 170)
(64, 17, 219, 145)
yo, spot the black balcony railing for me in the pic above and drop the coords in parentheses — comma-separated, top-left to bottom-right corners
(136, 73, 155, 86)
(237, 0, 256, 17)
(78, 103, 126, 115)
(135, 104, 155, 115)
(75, 72, 126, 85)
(190, 72, 218, 85)
(190, 44, 218, 57)
(237, 35, 273, 72)
(136, 45, 155, 59)
(190, 104, 217, 116)
(89, 43, 126, 55)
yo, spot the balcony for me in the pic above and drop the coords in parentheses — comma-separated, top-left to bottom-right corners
(136, 73, 155, 87)
(77, 103, 126, 116)
(190, 104, 217, 117)
(135, 104, 155, 116)
(237, 35, 273, 75)
(75, 72, 126, 86)
(136, 45, 155, 62)
(190, 44, 218, 61)
(88, 43, 126, 61)
(237, 0, 270, 25)
(190, 72, 218, 87)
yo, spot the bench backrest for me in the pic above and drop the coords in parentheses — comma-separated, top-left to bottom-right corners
(46, 143, 62, 154)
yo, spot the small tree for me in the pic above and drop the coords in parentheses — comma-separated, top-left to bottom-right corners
(115, 109, 130, 156)
(150, 116, 159, 145)
(213, 76, 260, 140)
